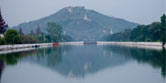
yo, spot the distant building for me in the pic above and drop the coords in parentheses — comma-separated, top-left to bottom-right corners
(67, 7, 72, 13)
(63, 31, 66, 35)
(103, 28, 113, 35)
(110, 28, 113, 34)
(0, 8, 8, 37)
(83, 14, 91, 21)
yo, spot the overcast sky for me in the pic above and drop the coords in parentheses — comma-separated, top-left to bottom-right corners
(0, 0, 165, 27)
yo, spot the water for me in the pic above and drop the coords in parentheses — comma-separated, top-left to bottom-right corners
(0, 45, 165, 83)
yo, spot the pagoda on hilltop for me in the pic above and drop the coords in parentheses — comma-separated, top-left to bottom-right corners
(0, 8, 8, 35)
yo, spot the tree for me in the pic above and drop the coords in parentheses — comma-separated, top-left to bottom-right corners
(106, 22, 162, 42)
(30, 30, 34, 36)
(22, 35, 36, 43)
(19, 27, 24, 35)
(4, 29, 21, 44)
(19, 28, 24, 43)
(130, 25, 147, 41)
(0, 37, 5, 45)
(161, 14, 166, 46)
(45, 35, 51, 42)
(36, 25, 41, 35)
(47, 22, 62, 42)
(0, 8, 8, 34)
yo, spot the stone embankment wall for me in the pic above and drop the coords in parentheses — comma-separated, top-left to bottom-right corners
(0, 43, 53, 51)
(59, 42, 84, 45)
(97, 42, 162, 46)
(97, 42, 165, 50)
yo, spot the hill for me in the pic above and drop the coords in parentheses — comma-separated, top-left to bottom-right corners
(13, 6, 139, 41)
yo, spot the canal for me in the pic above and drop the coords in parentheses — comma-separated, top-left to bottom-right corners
(0, 45, 165, 83)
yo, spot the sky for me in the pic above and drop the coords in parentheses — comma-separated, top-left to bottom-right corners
(0, 0, 165, 27)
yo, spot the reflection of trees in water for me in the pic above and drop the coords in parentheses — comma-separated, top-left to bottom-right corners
(50, 45, 128, 78)
(0, 60, 4, 82)
(0, 46, 68, 66)
(7, 45, 127, 78)
(0, 50, 36, 82)
(35, 46, 72, 67)
(21, 47, 64, 67)
(0, 53, 20, 65)
(0, 50, 36, 65)
(104, 45, 166, 77)
(161, 48, 165, 77)
(0, 45, 165, 78)
(46, 47, 62, 66)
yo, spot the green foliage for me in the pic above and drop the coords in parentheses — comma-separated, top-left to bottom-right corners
(0, 37, 5, 45)
(103, 29, 131, 41)
(130, 22, 162, 42)
(103, 15, 165, 42)
(103, 22, 162, 42)
(21, 35, 36, 43)
(0, 50, 36, 65)
(4, 29, 21, 44)
(21, 33, 53, 43)
(33, 34, 44, 43)
(161, 14, 166, 46)
(0, 22, 72, 45)
(47, 22, 62, 42)
(161, 14, 166, 26)
(110, 29, 131, 41)
(45, 35, 52, 42)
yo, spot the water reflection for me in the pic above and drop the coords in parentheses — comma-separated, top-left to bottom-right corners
(104, 45, 165, 77)
(0, 60, 4, 81)
(0, 45, 165, 80)
(16, 45, 128, 78)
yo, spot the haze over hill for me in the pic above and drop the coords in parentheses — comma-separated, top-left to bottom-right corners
(13, 6, 139, 41)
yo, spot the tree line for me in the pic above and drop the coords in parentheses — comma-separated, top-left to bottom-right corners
(0, 22, 72, 45)
(103, 14, 166, 46)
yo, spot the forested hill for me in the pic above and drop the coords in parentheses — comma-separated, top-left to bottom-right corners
(102, 22, 163, 42)
(13, 6, 138, 41)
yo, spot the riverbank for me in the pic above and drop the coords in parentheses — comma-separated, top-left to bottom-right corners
(0, 42, 165, 53)
(0, 43, 53, 54)
(0, 43, 53, 51)
(97, 41, 165, 50)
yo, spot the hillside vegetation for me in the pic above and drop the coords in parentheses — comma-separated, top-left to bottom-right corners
(103, 14, 166, 45)
(13, 6, 138, 41)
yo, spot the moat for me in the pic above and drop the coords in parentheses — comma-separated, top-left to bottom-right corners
(0, 45, 165, 83)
